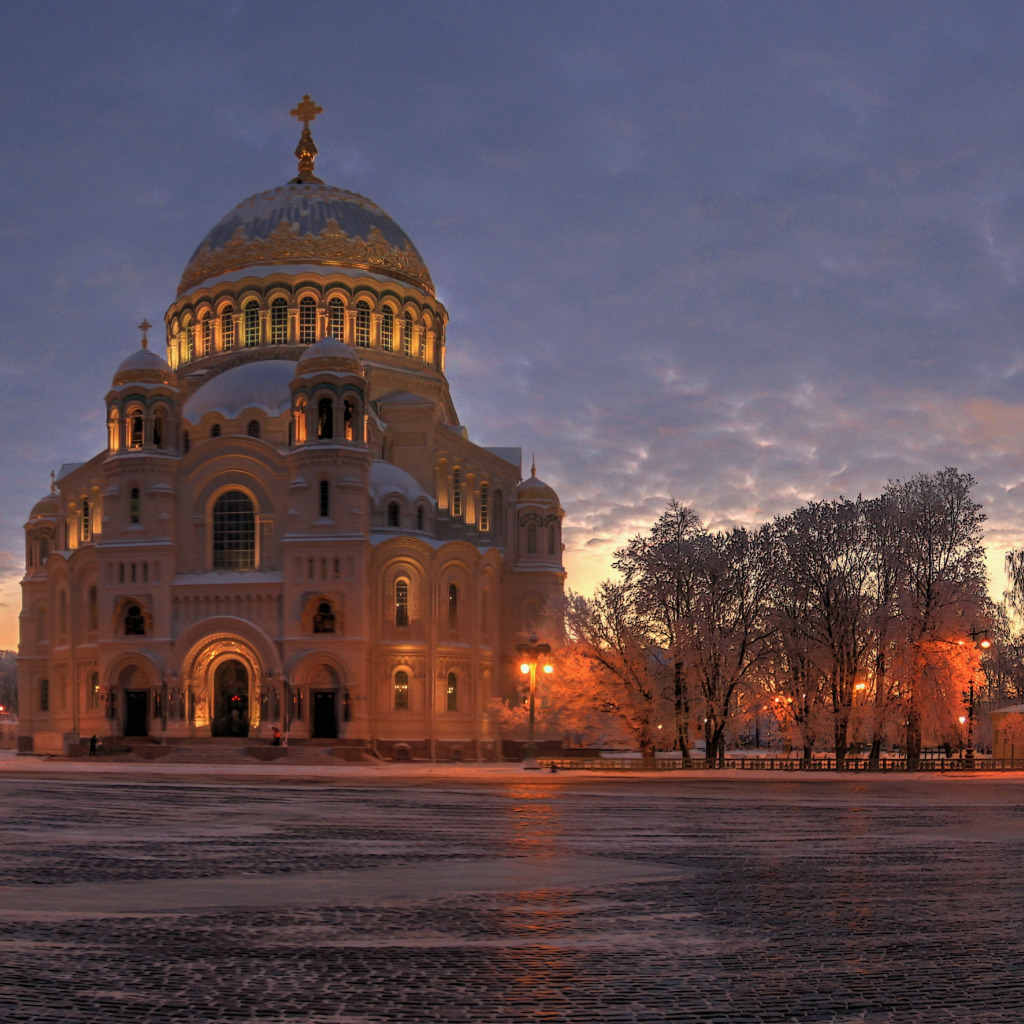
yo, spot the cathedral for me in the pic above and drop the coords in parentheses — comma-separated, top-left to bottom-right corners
(17, 98, 565, 759)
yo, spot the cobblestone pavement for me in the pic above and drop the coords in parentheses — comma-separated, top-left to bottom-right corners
(2, 767, 1024, 1022)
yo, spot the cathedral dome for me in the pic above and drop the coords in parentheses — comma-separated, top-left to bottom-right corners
(178, 181, 433, 297)
(295, 336, 363, 377)
(30, 490, 61, 519)
(517, 474, 559, 505)
(182, 360, 294, 424)
(370, 461, 431, 505)
(112, 345, 175, 388)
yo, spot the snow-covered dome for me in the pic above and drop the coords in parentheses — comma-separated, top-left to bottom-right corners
(295, 337, 363, 377)
(112, 345, 175, 387)
(178, 181, 433, 297)
(370, 461, 431, 505)
(182, 360, 294, 424)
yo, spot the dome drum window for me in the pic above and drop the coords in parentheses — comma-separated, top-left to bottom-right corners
(329, 298, 346, 341)
(270, 298, 288, 344)
(355, 301, 371, 347)
(243, 302, 260, 347)
(299, 296, 317, 344)
(221, 306, 236, 351)
(381, 308, 394, 351)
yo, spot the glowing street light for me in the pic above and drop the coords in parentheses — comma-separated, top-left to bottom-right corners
(516, 633, 552, 770)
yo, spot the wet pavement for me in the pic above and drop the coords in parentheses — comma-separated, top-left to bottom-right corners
(2, 762, 1023, 1022)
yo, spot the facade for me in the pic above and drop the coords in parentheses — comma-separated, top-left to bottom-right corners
(17, 99, 565, 758)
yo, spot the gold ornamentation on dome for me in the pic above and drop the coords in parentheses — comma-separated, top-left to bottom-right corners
(138, 319, 152, 349)
(290, 94, 323, 182)
(178, 218, 435, 295)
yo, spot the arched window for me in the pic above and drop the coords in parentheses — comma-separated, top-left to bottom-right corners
(81, 499, 91, 542)
(89, 671, 100, 709)
(319, 479, 330, 518)
(212, 490, 256, 570)
(416, 505, 425, 531)
(185, 318, 194, 361)
(299, 296, 317, 343)
(108, 409, 120, 451)
(355, 300, 370, 346)
(403, 313, 414, 356)
(153, 412, 164, 449)
(201, 314, 212, 356)
(124, 604, 146, 635)
(479, 484, 489, 532)
(387, 501, 400, 528)
(243, 301, 260, 347)
(38, 678, 49, 713)
(317, 397, 333, 439)
(394, 670, 410, 710)
(313, 601, 335, 634)
(448, 583, 458, 629)
(182, 430, 190, 454)
(130, 487, 140, 524)
(270, 297, 288, 344)
(446, 671, 458, 712)
(395, 579, 409, 627)
(451, 469, 463, 518)
(129, 411, 143, 449)
(344, 399, 355, 441)
(381, 308, 394, 351)
(247, 420, 260, 438)
(329, 297, 346, 340)
(221, 305, 235, 351)
(527, 522, 538, 555)
(211, 424, 221, 438)
(548, 523, 557, 555)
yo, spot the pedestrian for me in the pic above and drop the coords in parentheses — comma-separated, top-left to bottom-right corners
(272, 727, 281, 747)
(89, 734, 97, 756)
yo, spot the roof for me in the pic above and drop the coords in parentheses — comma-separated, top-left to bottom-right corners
(182, 360, 294, 423)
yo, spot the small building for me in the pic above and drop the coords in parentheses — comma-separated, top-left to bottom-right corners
(989, 705, 1024, 760)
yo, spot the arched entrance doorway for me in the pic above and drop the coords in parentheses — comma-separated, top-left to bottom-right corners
(212, 659, 249, 737)
(118, 664, 151, 737)
(308, 663, 347, 739)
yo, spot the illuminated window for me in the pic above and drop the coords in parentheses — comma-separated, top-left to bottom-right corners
(89, 671, 100, 709)
(317, 397, 333, 439)
(329, 298, 346, 340)
(243, 301, 260, 346)
(387, 501, 400, 528)
(212, 490, 255, 570)
(201, 314, 212, 356)
(221, 306, 235, 350)
(270, 297, 288, 344)
(320, 480, 330, 518)
(355, 301, 370, 346)
(448, 583, 458, 629)
(130, 487, 140, 524)
(81, 499, 91, 542)
(403, 313, 414, 356)
(452, 469, 462, 517)
(394, 670, 409, 710)
(479, 484, 489, 532)
(185, 320, 194, 360)
(395, 579, 409, 627)
(299, 296, 317, 343)
(446, 671, 458, 712)
(381, 308, 394, 351)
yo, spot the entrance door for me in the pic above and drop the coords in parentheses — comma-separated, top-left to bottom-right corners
(124, 690, 149, 737)
(212, 659, 249, 737)
(312, 690, 338, 739)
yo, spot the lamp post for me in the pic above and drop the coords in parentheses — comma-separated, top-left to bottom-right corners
(963, 629, 991, 771)
(516, 634, 552, 770)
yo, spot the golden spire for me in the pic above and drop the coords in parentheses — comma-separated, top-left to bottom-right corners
(290, 94, 323, 182)
(138, 319, 151, 350)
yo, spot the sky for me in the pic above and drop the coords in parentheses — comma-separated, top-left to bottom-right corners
(4, 0, 1024, 648)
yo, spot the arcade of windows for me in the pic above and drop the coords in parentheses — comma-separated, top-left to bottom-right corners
(168, 292, 443, 369)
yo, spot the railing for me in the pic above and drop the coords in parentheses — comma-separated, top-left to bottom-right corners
(540, 756, 1024, 772)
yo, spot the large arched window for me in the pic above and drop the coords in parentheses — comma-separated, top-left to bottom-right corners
(395, 579, 409, 627)
(243, 301, 260, 347)
(299, 296, 317, 343)
(221, 305, 235, 351)
(329, 297, 346, 340)
(446, 671, 458, 712)
(394, 670, 410, 710)
(153, 411, 165, 449)
(355, 300, 371, 347)
(380, 308, 394, 351)
(128, 410, 144, 449)
(201, 313, 213, 356)
(313, 601, 335, 634)
(403, 313, 414, 356)
(124, 603, 146, 635)
(270, 297, 288, 344)
(212, 490, 256, 570)
(451, 469, 463, 518)
(184, 317, 194, 361)
(448, 582, 458, 629)
(317, 397, 333, 439)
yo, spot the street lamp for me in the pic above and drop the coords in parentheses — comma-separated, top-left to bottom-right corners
(516, 634, 552, 770)
(963, 629, 991, 771)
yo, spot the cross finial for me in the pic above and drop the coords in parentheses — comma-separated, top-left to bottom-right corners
(290, 94, 322, 131)
(289, 95, 324, 183)
(50, 470, 56, 493)
(138, 319, 151, 350)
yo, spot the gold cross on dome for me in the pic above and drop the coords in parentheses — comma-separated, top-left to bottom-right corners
(138, 319, 151, 349)
(291, 95, 323, 131)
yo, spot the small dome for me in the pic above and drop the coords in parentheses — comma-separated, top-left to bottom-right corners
(178, 181, 433, 296)
(370, 461, 431, 506)
(112, 346, 175, 387)
(295, 337, 363, 377)
(182, 360, 294, 424)
(517, 475, 559, 505)
(30, 491, 61, 518)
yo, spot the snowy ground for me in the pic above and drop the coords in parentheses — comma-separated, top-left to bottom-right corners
(2, 754, 1024, 1022)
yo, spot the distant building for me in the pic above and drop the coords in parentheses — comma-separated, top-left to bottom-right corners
(18, 99, 565, 758)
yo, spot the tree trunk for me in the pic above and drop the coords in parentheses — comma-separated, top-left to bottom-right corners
(906, 708, 922, 771)
(673, 664, 691, 764)
(802, 741, 813, 767)
(868, 736, 881, 770)
(834, 711, 849, 770)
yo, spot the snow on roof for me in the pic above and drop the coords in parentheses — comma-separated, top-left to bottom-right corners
(182, 360, 295, 424)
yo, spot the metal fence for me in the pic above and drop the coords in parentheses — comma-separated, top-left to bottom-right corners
(540, 756, 1024, 772)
